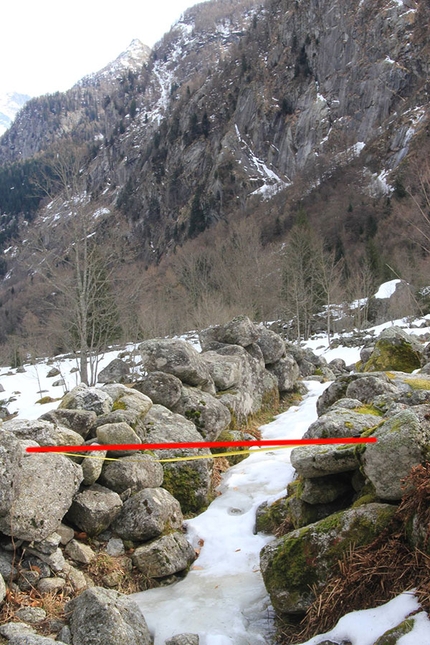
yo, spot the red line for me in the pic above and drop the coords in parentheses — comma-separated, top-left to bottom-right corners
(25, 437, 377, 454)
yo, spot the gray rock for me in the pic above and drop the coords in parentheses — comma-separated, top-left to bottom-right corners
(362, 326, 424, 372)
(304, 408, 381, 439)
(67, 587, 152, 645)
(81, 447, 107, 485)
(64, 539, 96, 565)
(0, 432, 83, 541)
(0, 572, 6, 602)
(57, 523, 75, 546)
(30, 532, 61, 555)
(99, 454, 163, 494)
(8, 636, 57, 645)
(66, 484, 123, 536)
(59, 384, 113, 415)
(111, 487, 183, 541)
(171, 385, 231, 440)
(256, 326, 286, 364)
(101, 383, 152, 419)
(199, 351, 242, 391)
(139, 337, 212, 387)
(132, 532, 196, 577)
(106, 538, 125, 557)
(24, 547, 66, 573)
(0, 623, 36, 639)
(97, 359, 130, 384)
(260, 504, 396, 616)
(362, 409, 430, 500)
(47, 367, 61, 377)
(67, 565, 87, 591)
(58, 625, 73, 644)
(0, 549, 18, 579)
(52, 379, 65, 387)
(133, 372, 183, 408)
(15, 607, 47, 624)
(300, 475, 352, 505)
(199, 316, 259, 349)
(39, 409, 96, 439)
(165, 635, 199, 645)
(2, 418, 84, 448)
(37, 577, 66, 594)
(212, 344, 279, 422)
(137, 404, 212, 515)
(267, 356, 300, 392)
(290, 444, 359, 478)
(346, 375, 399, 404)
(96, 422, 141, 456)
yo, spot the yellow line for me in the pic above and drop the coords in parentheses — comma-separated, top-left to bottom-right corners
(57, 445, 294, 464)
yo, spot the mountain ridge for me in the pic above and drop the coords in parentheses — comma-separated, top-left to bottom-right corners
(0, 0, 429, 359)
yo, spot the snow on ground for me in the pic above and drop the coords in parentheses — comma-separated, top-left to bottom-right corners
(132, 381, 328, 644)
(1, 307, 430, 643)
(299, 592, 430, 645)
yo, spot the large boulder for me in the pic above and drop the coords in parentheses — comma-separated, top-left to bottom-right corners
(39, 409, 96, 438)
(99, 454, 164, 495)
(96, 422, 142, 456)
(267, 356, 300, 393)
(210, 344, 279, 422)
(59, 384, 113, 416)
(260, 503, 396, 616)
(290, 443, 359, 479)
(362, 408, 430, 500)
(97, 359, 130, 384)
(199, 316, 259, 349)
(255, 327, 286, 365)
(171, 386, 231, 440)
(111, 487, 183, 541)
(362, 326, 424, 373)
(101, 384, 152, 417)
(131, 532, 196, 578)
(139, 338, 212, 388)
(0, 431, 83, 541)
(137, 405, 213, 515)
(2, 418, 84, 448)
(303, 408, 381, 439)
(133, 372, 182, 408)
(199, 352, 242, 391)
(67, 587, 152, 645)
(66, 484, 123, 536)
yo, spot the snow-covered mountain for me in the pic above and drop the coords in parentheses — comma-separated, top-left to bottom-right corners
(0, 91, 31, 135)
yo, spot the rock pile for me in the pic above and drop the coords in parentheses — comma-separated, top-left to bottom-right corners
(259, 326, 430, 633)
(0, 316, 306, 644)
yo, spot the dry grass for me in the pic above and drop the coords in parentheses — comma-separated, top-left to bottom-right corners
(278, 463, 430, 644)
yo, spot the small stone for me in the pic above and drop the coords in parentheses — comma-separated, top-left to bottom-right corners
(37, 577, 66, 594)
(31, 532, 61, 555)
(106, 537, 125, 557)
(64, 539, 96, 565)
(102, 571, 123, 588)
(15, 606, 47, 624)
(165, 635, 200, 645)
(66, 565, 87, 591)
(0, 623, 36, 639)
(57, 523, 75, 546)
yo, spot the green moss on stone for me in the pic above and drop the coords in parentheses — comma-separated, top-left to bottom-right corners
(162, 463, 207, 516)
(373, 618, 414, 644)
(363, 339, 421, 373)
(112, 399, 127, 411)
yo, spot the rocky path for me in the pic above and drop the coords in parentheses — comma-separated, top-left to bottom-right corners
(133, 381, 328, 645)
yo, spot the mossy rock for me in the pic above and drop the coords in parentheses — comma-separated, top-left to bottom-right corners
(260, 503, 396, 616)
(363, 328, 422, 373)
(162, 461, 211, 516)
(373, 617, 414, 644)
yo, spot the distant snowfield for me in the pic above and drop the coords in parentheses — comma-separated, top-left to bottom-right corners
(1, 310, 430, 643)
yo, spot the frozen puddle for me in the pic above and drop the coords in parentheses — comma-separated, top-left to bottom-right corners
(132, 381, 328, 645)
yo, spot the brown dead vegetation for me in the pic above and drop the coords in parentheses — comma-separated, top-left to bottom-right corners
(279, 463, 430, 644)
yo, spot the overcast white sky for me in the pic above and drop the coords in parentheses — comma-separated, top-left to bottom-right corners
(1, 0, 200, 97)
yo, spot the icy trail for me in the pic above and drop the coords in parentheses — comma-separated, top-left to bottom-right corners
(132, 381, 328, 645)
